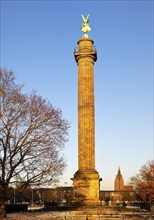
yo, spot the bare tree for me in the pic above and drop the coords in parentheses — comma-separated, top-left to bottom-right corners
(0, 68, 69, 217)
(130, 160, 154, 202)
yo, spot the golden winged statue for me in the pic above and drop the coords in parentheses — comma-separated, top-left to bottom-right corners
(81, 14, 91, 37)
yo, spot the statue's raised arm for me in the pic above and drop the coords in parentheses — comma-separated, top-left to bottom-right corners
(81, 14, 91, 37)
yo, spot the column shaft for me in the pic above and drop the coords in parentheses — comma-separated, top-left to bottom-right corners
(78, 57, 95, 170)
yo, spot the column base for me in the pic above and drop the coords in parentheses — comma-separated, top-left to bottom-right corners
(71, 169, 102, 206)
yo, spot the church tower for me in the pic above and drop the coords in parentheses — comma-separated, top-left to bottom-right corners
(114, 167, 124, 191)
(71, 15, 101, 206)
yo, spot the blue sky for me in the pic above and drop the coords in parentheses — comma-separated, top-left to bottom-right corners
(0, 0, 153, 190)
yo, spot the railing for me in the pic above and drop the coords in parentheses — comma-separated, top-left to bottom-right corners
(74, 45, 96, 52)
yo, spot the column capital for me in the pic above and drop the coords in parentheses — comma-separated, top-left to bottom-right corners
(74, 37, 97, 63)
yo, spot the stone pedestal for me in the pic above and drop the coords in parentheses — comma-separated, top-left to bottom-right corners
(72, 170, 101, 206)
(72, 36, 101, 206)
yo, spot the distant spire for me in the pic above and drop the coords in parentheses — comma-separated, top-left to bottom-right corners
(114, 167, 124, 191)
(117, 166, 121, 176)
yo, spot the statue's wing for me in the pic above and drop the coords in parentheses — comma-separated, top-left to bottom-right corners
(86, 14, 90, 22)
(81, 14, 86, 22)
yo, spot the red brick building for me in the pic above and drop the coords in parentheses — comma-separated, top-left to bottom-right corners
(100, 168, 134, 202)
(114, 167, 124, 191)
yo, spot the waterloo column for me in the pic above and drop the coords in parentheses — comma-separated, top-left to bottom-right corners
(71, 15, 101, 206)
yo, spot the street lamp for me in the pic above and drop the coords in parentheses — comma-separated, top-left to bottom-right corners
(31, 189, 34, 206)
(14, 188, 16, 204)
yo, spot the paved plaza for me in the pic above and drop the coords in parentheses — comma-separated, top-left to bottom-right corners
(3, 209, 152, 220)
